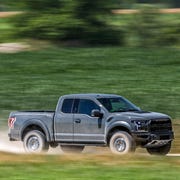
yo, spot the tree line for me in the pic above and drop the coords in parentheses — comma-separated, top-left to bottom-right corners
(1, 0, 180, 11)
(1, 1, 180, 46)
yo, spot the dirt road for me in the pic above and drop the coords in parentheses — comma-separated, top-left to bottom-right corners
(0, 130, 67, 154)
(112, 8, 180, 14)
(0, 130, 98, 154)
(0, 130, 179, 156)
(0, 11, 21, 18)
(0, 9, 180, 19)
(0, 130, 24, 153)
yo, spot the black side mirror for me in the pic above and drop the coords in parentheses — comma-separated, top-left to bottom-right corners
(91, 109, 103, 118)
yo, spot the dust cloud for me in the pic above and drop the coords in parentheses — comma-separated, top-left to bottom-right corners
(0, 130, 62, 154)
(0, 130, 99, 155)
(0, 130, 25, 154)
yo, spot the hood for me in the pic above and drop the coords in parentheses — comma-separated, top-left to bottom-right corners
(113, 111, 170, 121)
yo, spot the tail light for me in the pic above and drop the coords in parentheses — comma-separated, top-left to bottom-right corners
(8, 117, 16, 129)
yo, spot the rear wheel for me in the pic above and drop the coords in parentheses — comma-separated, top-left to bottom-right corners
(109, 131, 135, 155)
(23, 130, 49, 153)
(60, 145, 84, 153)
(146, 142, 171, 155)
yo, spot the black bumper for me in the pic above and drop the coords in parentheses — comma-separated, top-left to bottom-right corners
(8, 133, 16, 141)
(132, 131, 174, 147)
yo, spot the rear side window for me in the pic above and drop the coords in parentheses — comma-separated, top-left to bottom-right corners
(61, 99, 74, 113)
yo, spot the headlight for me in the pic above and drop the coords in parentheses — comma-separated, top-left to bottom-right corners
(132, 120, 149, 132)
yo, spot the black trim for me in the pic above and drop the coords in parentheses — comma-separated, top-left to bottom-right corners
(58, 141, 106, 146)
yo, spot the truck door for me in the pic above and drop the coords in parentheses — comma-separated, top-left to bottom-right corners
(73, 99, 105, 143)
(54, 98, 74, 142)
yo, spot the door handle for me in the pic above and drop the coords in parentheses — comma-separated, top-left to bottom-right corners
(75, 119, 81, 123)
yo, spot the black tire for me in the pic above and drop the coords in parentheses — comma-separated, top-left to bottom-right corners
(146, 142, 171, 156)
(61, 145, 84, 153)
(23, 130, 49, 153)
(109, 131, 135, 155)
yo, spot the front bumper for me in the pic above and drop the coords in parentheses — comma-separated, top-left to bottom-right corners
(132, 131, 174, 148)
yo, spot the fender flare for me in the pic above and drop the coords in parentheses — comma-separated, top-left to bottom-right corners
(106, 121, 132, 140)
(20, 119, 51, 142)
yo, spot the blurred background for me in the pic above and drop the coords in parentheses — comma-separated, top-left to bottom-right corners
(0, 0, 179, 152)
(0, 0, 180, 46)
(0, 2, 180, 179)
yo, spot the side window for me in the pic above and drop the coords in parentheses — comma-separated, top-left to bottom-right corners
(61, 99, 74, 113)
(77, 99, 100, 116)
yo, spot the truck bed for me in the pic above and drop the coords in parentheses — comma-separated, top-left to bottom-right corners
(8, 110, 55, 141)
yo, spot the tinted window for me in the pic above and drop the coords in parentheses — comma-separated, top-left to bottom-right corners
(61, 99, 74, 113)
(77, 99, 100, 116)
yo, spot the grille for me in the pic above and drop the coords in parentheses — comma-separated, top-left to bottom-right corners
(149, 119, 172, 132)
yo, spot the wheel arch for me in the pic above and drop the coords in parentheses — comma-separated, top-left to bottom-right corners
(106, 122, 132, 144)
(20, 119, 51, 142)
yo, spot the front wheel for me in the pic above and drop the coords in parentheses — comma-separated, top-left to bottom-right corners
(109, 131, 135, 155)
(23, 130, 49, 153)
(146, 142, 171, 155)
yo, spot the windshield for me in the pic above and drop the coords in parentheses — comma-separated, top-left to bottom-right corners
(97, 97, 140, 113)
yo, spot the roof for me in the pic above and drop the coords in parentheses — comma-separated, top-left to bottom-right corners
(61, 93, 121, 99)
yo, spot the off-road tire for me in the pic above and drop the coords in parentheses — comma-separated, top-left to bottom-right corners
(109, 131, 135, 155)
(23, 130, 49, 153)
(146, 142, 171, 155)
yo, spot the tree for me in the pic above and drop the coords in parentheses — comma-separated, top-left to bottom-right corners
(10, 0, 124, 45)
(0, 0, 10, 11)
(136, 0, 180, 7)
(172, 0, 180, 8)
(23, 0, 62, 11)
(130, 4, 162, 47)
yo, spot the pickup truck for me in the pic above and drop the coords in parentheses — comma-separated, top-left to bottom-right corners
(8, 94, 174, 155)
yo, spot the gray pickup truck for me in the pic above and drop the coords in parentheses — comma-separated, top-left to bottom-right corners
(8, 94, 174, 155)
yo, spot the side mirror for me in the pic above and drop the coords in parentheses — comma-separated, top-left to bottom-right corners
(91, 109, 103, 118)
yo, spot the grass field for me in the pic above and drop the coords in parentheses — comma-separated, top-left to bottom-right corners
(0, 47, 179, 118)
(0, 153, 180, 180)
(0, 46, 180, 153)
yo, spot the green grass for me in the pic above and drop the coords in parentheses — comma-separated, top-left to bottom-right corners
(0, 18, 15, 43)
(0, 154, 180, 180)
(0, 47, 180, 122)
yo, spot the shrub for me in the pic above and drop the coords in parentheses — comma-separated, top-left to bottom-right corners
(129, 5, 163, 47)
(9, 1, 124, 46)
(158, 22, 180, 46)
(129, 4, 180, 47)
